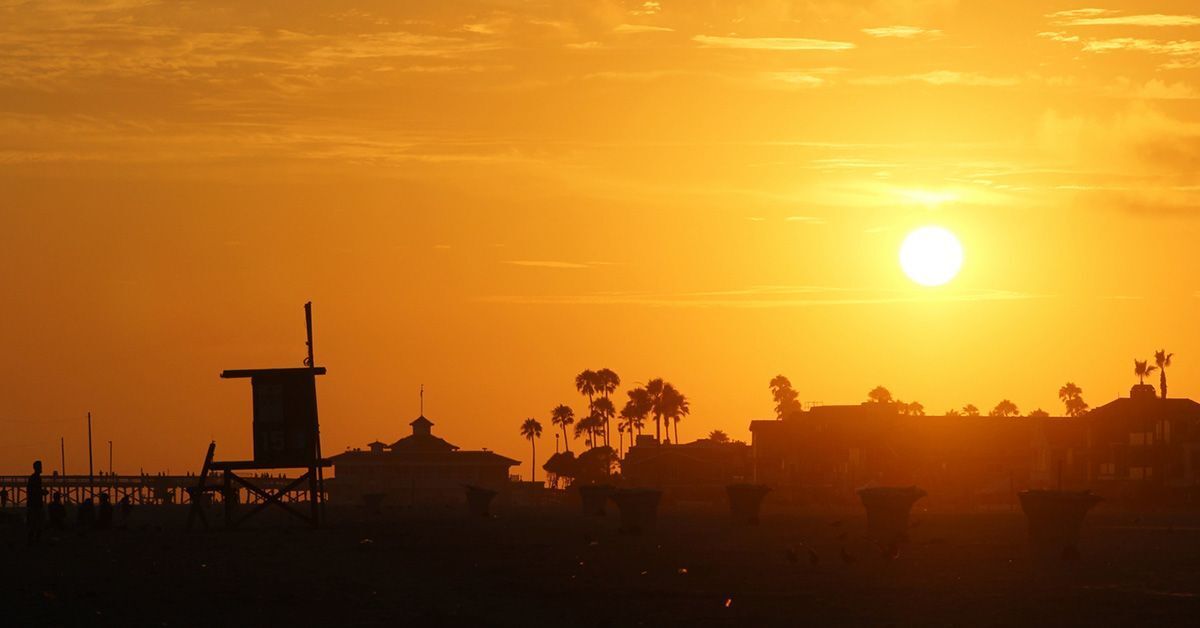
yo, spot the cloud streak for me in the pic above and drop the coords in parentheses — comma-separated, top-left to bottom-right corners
(1057, 14, 1200, 27)
(481, 286, 1038, 308)
(1082, 38, 1200, 56)
(692, 35, 854, 51)
(852, 71, 1019, 87)
(504, 260, 595, 269)
(862, 25, 942, 38)
(614, 24, 674, 34)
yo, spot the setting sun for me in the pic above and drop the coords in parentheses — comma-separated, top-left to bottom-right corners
(6, 2, 1200, 623)
(899, 226, 963, 287)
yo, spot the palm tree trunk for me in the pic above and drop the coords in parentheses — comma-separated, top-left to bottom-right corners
(655, 413, 661, 443)
(674, 420, 679, 445)
(603, 394, 610, 448)
(1161, 369, 1168, 399)
(562, 425, 570, 452)
(532, 439, 536, 482)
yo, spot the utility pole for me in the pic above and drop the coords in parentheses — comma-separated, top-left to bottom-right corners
(87, 412, 94, 493)
(305, 302, 325, 522)
(108, 440, 113, 476)
(60, 437, 65, 476)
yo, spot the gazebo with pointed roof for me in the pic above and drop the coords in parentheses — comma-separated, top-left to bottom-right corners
(388, 415, 458, 452)
(329, 412, 519, 505)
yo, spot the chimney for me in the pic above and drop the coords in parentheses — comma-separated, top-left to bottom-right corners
(1130, 384, 1157, 401)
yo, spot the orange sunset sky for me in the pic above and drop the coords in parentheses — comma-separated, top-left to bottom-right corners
(2, 0, 1199, 474)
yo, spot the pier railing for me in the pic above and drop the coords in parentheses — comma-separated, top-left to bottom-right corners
(0, 473, 313, 507)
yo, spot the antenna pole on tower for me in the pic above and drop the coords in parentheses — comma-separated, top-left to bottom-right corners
(304, 302, 325, 523)
(87, 412, 94, 495)
(304, 302, 315, 367)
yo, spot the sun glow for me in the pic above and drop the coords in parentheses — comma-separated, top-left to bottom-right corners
(899, 226, 963, 286)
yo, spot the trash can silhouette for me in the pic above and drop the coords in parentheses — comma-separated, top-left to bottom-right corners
(611, 488, 662, 535)
(727, 483, 771, 525)
(1018, 489, 1102, 559)
(857, 486, 926, 547)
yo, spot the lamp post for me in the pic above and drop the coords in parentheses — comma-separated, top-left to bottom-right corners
(87, 412, 94, 496)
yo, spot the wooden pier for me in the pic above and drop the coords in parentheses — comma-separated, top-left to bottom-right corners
(0, 473, 315, 507)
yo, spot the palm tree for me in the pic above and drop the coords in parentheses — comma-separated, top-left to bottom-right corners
(1134, 359, 1158, 387)
(898, 401, 924, 416)
(574, 412, 601, 448)
(646, 378, 666, 443)
(1065, 396, 1089, 417)
(519, 418, 543, 482)
(1058, 382, 1089, 417)
(664, 387, 690, 445)
(989, 400, 1019, 417)
(1058, 382, 1081, 403)
(1155, 350, 1174, 399)
(867, 386, 893, 405)
(962, 404, 980, 416)
(708, 430, 729, 443)
(575, 370, 599, 402)
(619, 390, 649, 455)
(621, 386, 651, 440)
(769, 375, 801, 419)
(592, 397, 616, 448)
(945, 409, 962, 417)
(550, 405, 575, 452)
(647, 379, 688, 444)
(596, 368, 621, 446)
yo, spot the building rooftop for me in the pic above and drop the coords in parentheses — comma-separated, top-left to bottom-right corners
(331, 413, 518, 467)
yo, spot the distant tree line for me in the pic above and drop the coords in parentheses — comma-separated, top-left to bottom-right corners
(531, 369, 695, 486)
(766, 348, 1176, 422)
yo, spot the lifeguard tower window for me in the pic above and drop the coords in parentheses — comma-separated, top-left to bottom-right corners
(221, 367, 326, 468)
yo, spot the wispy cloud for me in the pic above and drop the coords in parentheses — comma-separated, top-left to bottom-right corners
(1082, 38, 1200, 55)
(481, 286, 1038, 308)
(1047, 9, 1115, 19)
(853, 71, 1019, 87)
(1038, 31, 1081, 43)
(582, 70, 693, 82)
(631, 1, 661, 17)
(862, 25, 942, 38)
(504, 260, 594, 269)
(1057, 13, 1200, 27)
(614, 24, 674, 34)
(759, 71, 826, 88)
(692, 35, 854, 51)
(1128, 79, 1200, 99)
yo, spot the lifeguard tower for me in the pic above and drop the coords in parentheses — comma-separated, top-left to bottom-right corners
(188, 302, 331, 528)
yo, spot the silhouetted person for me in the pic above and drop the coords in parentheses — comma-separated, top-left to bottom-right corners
(76, 497, 95, 536)
(48, 492, 67, 530)
(26, 460, 46, 545)
(96, 493, 113, 530)
(118, 495, 133, 527)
